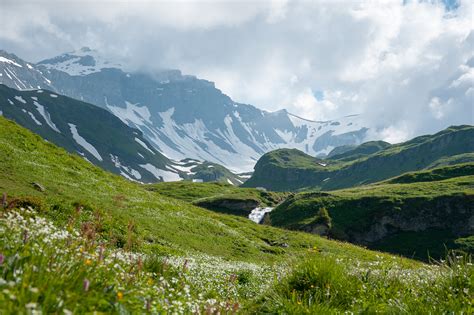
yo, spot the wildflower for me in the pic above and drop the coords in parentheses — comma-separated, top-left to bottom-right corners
(117, 291, 124, 300)
(147, 278, 153, 285)
(0, 253, 4, 265)
(29, 287, 39, 293)
(25, 302, 37, 309)
(85, 259, 92, 266)
(83, 278, 90, 292)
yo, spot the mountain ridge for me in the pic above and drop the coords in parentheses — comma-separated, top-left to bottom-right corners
(0, 48, 372, 172)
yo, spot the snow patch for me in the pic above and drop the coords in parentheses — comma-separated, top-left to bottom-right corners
(107, 101, 152, 126)
(33, 101, 60, 132)
(69, 123, 103, 161)
(27, 112, 42, 125)
(140, 163, 181, 182)
(14, 96, 26, 104)
(50, 94, 58, 98)
(134, 137, 155, 154)
(0, 57, 22, 67)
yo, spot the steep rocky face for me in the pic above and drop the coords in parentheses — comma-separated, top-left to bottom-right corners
(0, 49, 370, 172)
(335, 195, 474, 245)
(269, 164, 474, 259)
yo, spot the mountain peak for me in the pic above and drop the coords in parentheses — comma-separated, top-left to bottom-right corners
(37, 48, 122, 76)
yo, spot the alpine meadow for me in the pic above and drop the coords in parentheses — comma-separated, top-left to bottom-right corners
(0, 0, 473, 314)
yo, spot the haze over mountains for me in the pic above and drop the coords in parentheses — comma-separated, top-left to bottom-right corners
(0, 48, 370, 173)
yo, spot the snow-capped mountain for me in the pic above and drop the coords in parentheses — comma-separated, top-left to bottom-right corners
(0, 48, 369, 173)
(0, 50, 54, 90)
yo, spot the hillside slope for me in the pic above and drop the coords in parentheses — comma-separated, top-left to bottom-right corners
(0, 116, 472, 313)
(244, 125, 474, 191)
(0, 84, 175, 182)
(269, 163, 474, 260)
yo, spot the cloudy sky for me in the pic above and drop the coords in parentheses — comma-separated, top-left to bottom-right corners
(1, 0, 472, 142)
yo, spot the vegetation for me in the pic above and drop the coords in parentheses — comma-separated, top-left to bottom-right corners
(149, 181, 288, 216)
(253, 254, 473, 314)
(243, 125, 474, 191)
(0, 116, 472, 313)
(270, 163, 474, 260)
(327, 140, 391, 161)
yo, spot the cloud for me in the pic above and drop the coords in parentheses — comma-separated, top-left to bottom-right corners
(0, 0, 472, 142)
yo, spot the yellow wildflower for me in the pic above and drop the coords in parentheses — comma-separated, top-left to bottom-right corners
(85, 259, 92, 266)
(117, 291, 124, 300)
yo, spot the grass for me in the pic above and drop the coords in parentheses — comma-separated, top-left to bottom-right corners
(243, 125, 474, 191)
(270, 164, 474, 260)
(0, 116, 472, 313)
(252, 254, 473, 313)
(149, 181, 289, 216)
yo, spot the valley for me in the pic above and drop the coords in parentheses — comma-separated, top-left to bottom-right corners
(0, 48, 472, 313)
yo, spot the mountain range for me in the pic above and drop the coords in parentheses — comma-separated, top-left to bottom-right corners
(0, 48, 370, 174)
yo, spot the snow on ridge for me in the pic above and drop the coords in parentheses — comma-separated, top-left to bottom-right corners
(39, 49, 122, 76)
(140, 163, 181, 182)
(107, 102, 152, 126)
(33, 101, 61, 133)
(69, 123, 103, 161)
(0, 56, 22, 68)
(134, 137, 155, 154)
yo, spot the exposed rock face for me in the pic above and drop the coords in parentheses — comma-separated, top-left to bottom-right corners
(338, 195, 474, 245)
(194, 198, 260, 214)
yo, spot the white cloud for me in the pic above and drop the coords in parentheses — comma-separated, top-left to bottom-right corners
(0, 0, 472, 141)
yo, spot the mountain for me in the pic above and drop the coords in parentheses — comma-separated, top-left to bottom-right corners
(1, 115, 471, 313)
(269, 163, 474, 260)
(0, 48, 370, 172)
(243, 125, 474, 191)
(0, 50, 55, 90)
(0, 84, 183, 182)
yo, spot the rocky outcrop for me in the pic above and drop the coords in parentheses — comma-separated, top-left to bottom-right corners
(343, 195, 474, 245)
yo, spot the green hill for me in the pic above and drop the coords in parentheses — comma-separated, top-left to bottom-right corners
(327, 140, 391, 161)
(243, 125, 474, 191)
(149, 181, 288, 216)
(269, 163, 474, 260)
(0, 116, 472, 313)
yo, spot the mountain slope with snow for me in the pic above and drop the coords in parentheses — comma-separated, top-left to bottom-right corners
(0, 84, 179, 183)
(0, 48, 370, 172)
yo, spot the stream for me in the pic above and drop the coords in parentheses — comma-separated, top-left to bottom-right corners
(248, 207, 274, 224)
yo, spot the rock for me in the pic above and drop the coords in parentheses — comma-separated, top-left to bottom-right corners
(32, 182, 45, 192)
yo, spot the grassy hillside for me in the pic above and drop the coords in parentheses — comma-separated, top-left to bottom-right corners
(243, 125, 474, 191)
(0, 116, 472, 313)
(149, 181, 288, 216)
(327, 140, 391, 161)
(270, 163, 474, 260)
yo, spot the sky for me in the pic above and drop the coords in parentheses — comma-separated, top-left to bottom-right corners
(0, 0, 472, 143)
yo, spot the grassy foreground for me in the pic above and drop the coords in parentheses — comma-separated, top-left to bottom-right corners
(0, 116, 472, 313)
